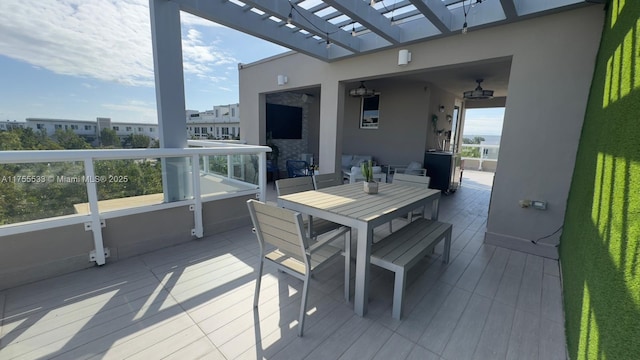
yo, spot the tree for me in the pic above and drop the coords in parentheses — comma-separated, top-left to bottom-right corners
(54, 129, 91, 149)
(124, 134, 151, 148)
(100, 128, 121, 148)
(461, 136, 486, 158)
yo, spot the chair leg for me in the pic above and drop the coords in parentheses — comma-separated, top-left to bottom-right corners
(344, 230, 351, 302)
(298, 273, 311, 337)
(254, 260, 264, 308)
(392, 270, 407, 320)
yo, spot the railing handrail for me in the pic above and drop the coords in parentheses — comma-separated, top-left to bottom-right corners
(0, 145, 271, 164)
(459, 144, 500, 149)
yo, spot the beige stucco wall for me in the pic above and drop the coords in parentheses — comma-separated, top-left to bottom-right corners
(239, 5, 604, 258)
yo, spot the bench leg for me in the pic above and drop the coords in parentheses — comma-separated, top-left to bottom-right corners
(392, 270, 407, 320)
(443, 227, 452, 264)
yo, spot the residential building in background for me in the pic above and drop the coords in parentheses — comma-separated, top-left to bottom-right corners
(22, 118, 159, 145)
(186, 103, 240, 140)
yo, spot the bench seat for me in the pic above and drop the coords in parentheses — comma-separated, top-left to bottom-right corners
(370, 218, 452, 319)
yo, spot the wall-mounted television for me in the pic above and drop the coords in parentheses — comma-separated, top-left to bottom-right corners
(266, 103, 303, 139)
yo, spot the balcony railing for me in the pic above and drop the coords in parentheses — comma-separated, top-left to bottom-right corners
(459, 143, 499, 171)
(0, 141, 270, 266)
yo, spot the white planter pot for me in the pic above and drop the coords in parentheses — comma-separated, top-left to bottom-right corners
(363, 181, 378, 194)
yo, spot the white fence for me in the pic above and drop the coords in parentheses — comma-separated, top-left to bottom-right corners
(460, 144, 500, 171)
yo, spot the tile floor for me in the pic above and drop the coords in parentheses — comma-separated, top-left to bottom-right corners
(0, 171, 566, 359)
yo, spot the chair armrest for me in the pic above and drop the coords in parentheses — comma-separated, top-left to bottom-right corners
(388, 165, 407, 175)
(308, 226, 349, 254)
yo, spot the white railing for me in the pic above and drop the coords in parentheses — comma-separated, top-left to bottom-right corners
(459, 144, 500, 171)
(0, 142, 271, 265)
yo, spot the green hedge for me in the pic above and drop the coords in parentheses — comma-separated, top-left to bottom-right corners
(561, 1, 640, 359)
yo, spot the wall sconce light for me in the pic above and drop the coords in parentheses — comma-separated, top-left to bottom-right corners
(277, 75, 288, 86)
(398, 49, 411, 66)
(439, 105, 445, 113)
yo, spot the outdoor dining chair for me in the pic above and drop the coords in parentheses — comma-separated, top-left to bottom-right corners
(286, 160, 310, 178)
(313, 172, 344, 189)
(390, 173, 432, 232)
(276, 177, 346, 240)
(247, 199, 350, 336)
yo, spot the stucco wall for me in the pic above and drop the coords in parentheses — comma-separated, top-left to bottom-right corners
(239, 5, 605, 258)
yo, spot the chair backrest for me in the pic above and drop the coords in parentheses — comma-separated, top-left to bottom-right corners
(392, 173, 431, 188)
(276, 176, 315, 196)
(313, 172, 343, 189)
(247, 200, 309, 266)
(286, 160, 310, 178)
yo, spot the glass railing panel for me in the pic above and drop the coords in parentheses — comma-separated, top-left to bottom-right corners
(199, 153, 260, 196)
(0, 161, 88, 224)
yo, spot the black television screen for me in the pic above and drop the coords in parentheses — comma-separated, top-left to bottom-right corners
(266, 103, 302, 139)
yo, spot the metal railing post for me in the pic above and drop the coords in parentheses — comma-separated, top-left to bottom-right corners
(191, 154, 203, 238)
(84, 158, 106, 265)
(258, 152, 266, 201)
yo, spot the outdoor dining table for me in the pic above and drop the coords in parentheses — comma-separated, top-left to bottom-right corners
(277, 181, 441, 317)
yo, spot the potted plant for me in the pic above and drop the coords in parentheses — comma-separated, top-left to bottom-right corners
(361, 160, 378, 194)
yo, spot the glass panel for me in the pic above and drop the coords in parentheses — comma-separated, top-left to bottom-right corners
(0, 161, 87, 224)
(92, 158, 165, 212)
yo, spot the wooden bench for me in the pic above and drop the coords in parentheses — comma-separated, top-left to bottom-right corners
(370, 218, 452, 319)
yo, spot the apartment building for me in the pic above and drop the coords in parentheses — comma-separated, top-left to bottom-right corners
(23, 117, 159, 144)
(186, 103, 240, 139)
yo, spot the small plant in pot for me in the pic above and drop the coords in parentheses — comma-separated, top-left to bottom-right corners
(361, 160, 378, 194)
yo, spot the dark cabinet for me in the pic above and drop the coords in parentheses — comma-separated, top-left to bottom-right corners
(424, 152, 462, 193)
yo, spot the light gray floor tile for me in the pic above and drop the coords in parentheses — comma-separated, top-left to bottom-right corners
(473, 300, 516, 360)
(541, 274, 564, 323)
(372, 333, 415, 360)
(406, 344, 440, 360)
(418, 287, 472, 355)
(339, 322, 394, 360)
(506, 309, 540, 360)
(441, 294, 493, 360)
(0, 172, 568, 360)
(539, 317, 567, 360)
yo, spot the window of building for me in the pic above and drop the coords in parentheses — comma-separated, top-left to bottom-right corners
(210, 127, 213, 132)
(215, 109, 219, 117)
(84, 125, 92, 130)
(113, 126, 119, 131)
(138, 127, 143, 132)
(201, 127, 207, 134)
(54, 124, 62, 129)
(195, 127, 200, 134)
(71, 125, 78, 130)
(231, 108, 235, 117)
(37, 124, 45, 130)
(222, 127, 229, 135)
(126, 126, 132, 131)
(149, 128, 154, 132)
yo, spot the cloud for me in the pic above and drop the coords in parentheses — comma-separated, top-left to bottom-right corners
(0, 0, 235, 87)
(102, 100, 157, 123)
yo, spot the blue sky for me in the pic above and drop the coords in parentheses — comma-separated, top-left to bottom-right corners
(0, 0, 504, 135)
(0, 0, 287, 124)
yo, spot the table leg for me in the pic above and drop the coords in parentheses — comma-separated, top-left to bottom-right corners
(431, 198, 440, 220)
(353, 222, 372, 316)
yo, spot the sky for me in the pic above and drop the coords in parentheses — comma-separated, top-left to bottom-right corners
(0, 0, 505, 135)
(0, 0, 287, 124)
(463, 108, 504, 136)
